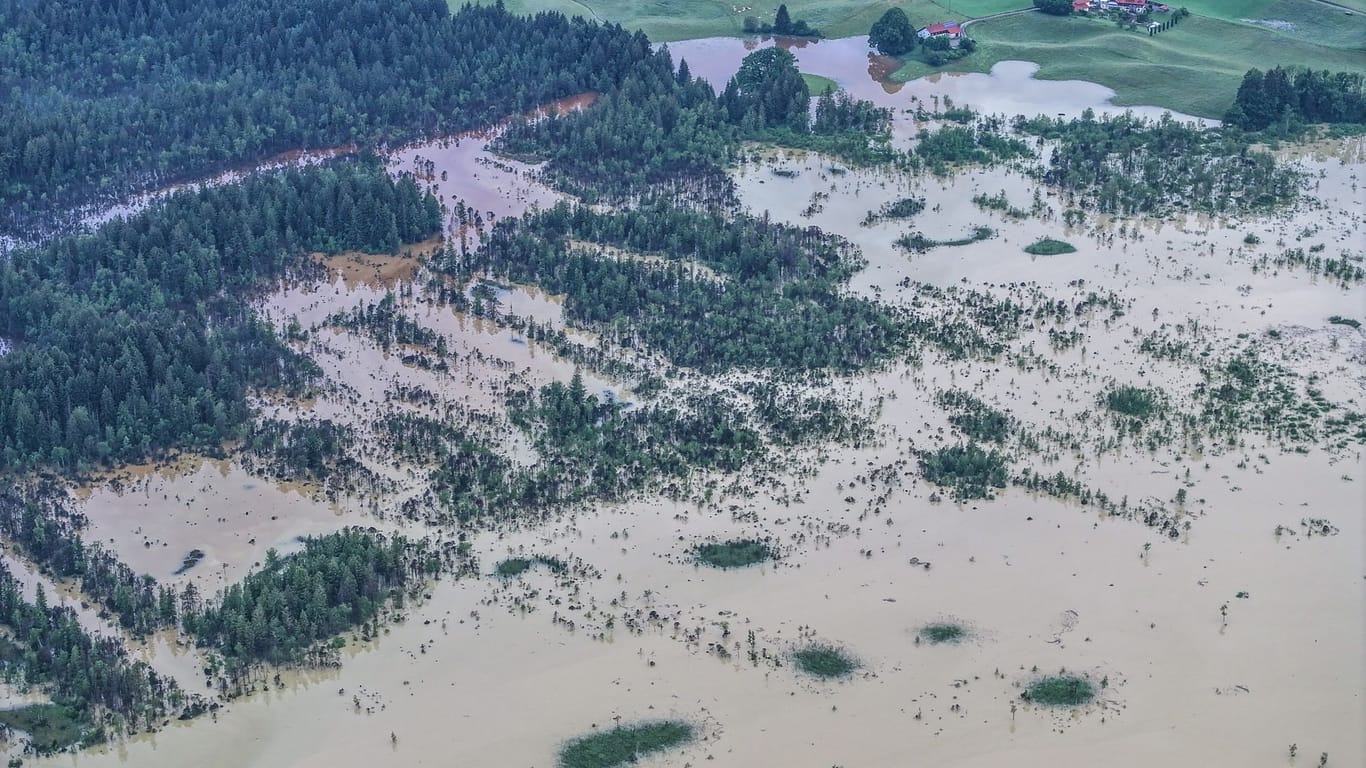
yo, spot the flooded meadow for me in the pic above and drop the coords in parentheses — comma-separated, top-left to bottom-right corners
(17, 35, 1364, 768)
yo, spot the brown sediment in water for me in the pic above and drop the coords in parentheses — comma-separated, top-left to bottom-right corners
(866, 53, 905, 94)
(312, 237, 444, 289)
(31, 64, 1366, 768)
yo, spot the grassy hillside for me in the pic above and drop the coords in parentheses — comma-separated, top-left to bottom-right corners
(936, 0, 1032, 15)
(465, 0, 1365, 117)
(892, 11, 1366, 118)
(467, 0, 968, 42)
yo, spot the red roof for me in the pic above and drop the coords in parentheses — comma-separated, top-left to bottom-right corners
(926, 21, 962, 35)
(1072, 0, 1089, 9)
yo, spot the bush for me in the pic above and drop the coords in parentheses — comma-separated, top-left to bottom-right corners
(919, 623, 967, 644)
(1023, 237, 1077, 255)
(1024, 675, 1095, 706)
(495, 558, 532, 577)
(558, 721, 694, 768)
(793, 643, 858, 678)
(919, 444, 1009, 500)
(695, 539, 773, 568)
(1104, 385, 1161, 420)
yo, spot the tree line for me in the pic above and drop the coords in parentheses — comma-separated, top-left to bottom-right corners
(180, 529, 442, 669)
(498, 45, 895, 204)
(0, 159, 440, 472)
(0, 484, 177, 637)
(1225, 67, 1366, 132)
(0, 0, 655, 232)
(1015, 110, 1300, 213)
(440, 199, 913, 373)
(0, 560, 190, 754)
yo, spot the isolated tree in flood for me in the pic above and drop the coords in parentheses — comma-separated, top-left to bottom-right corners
(869, 8, 916, 56)
(721, 47, 810, 130)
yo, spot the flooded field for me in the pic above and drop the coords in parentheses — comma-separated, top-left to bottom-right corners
(22, 40, 1364, 768)
(666, 36, 1213, 124)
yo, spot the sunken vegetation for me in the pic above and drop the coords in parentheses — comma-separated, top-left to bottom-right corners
(913, 120, 1032, 173)
(861, 196, 926, 226)
(792, 643, 858, 679)
(180, 529, 442, 668)
(0, 702, 91, 756)
(920, 444, 1010, 500)
(695, 539, 773, 569)
(0, 561, 189, 754)
(497, 46, 896, 203)
(495, 555, 568, 577)
(558, 721, 694, 768)
(896, 226, 995, 253)
(443, 202, 911, 373)
(0, 159, 439, 473)
(937, 391, 1014, 443)
(243, 418, 371, 487)
(1024, 237, 1077, 255)
(919, 622, 967, 645)
(507, 375, 762, 501)
(1016, 111, 1300, 213)
(400, 373, 769, 522)
(1025, 674, 1096, 706)
(0, 1, 658, 232)
(0, 0, 1349, 760)
(1104, 385, 1162, 420)
(0, 485, 178, 636)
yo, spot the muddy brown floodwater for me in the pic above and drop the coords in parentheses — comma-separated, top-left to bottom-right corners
(665, 36, 1213, 124)
(26, 39, 1365, 768)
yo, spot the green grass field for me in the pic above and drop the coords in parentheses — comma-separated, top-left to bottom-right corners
(468, 0, 974, 42)
(802, 72, 840, 93)
(465, 0, 1365, 117)
(936, 0, 1031, 16)
(892, 11, 1366, 118)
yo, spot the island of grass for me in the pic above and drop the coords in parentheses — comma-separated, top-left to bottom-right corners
(0, 703, 96, 755)
(896, 226, 994, 253)
(919, 443, 1009, 500)
(800, 73, 838, 95)
(1024, 237, 1077, 255)
(495, 555, 569, 577)
(1104, 385, 1161, 420)
(918, 622, 967, 645)
(886, 7, 1366, 119)
(558, 720, 694, 768)
(1024, 674, 1095, 707)
(793, 643, 858, 679)
(495, 558, 532, 577)
(695, 539, 773, 568)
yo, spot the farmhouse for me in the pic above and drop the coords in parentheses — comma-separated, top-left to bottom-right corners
(917, 21, 962, 40)
(1078, 0, 1169, 12)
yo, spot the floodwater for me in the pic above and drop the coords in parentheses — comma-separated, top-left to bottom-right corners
(665, 36, 1213, 124)
(27, 46, 1366, 768)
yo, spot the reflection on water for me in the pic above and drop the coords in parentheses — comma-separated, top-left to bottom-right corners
(664, 36, 1213, 124)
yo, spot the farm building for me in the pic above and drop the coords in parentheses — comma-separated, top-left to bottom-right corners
(917, 21, 962, 39)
